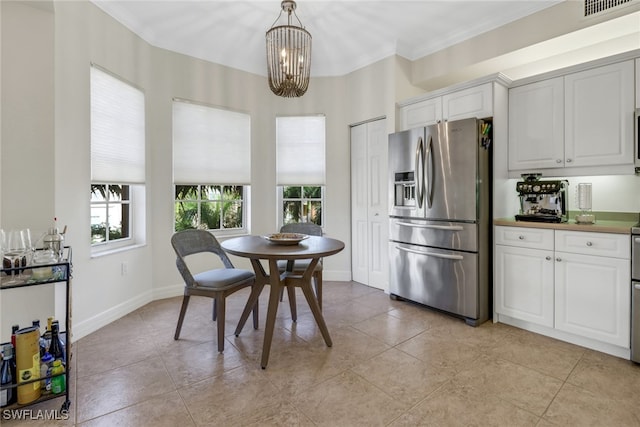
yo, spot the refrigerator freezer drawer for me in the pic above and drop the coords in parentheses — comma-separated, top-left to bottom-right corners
(389, 242, 478, 320)
(389, 217, 478, 252)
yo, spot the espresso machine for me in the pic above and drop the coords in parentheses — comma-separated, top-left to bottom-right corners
(515, 174, 568, 223)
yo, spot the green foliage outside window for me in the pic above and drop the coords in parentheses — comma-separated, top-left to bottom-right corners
(90, 184, 130, 244)
(283, 185, 322, 226)
(175, 185, 244, 231)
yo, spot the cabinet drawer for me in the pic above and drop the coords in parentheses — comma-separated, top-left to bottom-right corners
(555, 231, 630, 259)
(495, 226, 554, 250)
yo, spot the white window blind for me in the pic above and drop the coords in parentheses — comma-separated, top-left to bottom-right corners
(276, 115, 326, 185)
(172, 101, 251, 185)
(90, 66, 145, 184)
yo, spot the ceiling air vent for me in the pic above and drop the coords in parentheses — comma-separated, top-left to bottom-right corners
(584, 0, 635, 16)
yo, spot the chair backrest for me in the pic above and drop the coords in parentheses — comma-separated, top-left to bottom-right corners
(280, 222, 323, 236)
(171, 229, 234, 287)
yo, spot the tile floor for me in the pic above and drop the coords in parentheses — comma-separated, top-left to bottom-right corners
(5, 281, 640, 426)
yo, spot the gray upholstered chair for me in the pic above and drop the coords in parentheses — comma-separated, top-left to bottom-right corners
(171, 229, 257, 353)
(278, 223, 324, 309)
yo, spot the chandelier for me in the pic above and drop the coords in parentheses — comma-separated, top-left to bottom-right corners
(265, 1, 312, 97)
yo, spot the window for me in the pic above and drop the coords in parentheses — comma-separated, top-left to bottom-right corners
(174, 185, 245, 231)
(90, 65, 145, 251)
(276, 115, 325, 227)
(91, 184, 130, 244)
(282, 185, 323, 225)
(172, 100, 250, 234)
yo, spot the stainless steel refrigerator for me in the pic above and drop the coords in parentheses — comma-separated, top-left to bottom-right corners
(388, 117, 492, 326)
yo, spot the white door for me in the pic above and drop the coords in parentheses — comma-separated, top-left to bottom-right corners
(494, 244, 554, 327)
(554, 251, 630, 347)
(508, 77, 564, 170)
(564, 60, 635, 168)
(350, 119, 388, 290)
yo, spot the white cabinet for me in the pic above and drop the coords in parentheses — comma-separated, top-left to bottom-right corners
(495, 227, 554, 327)
(554, 231, 630, 347)
(508, 60, 635, 173)
(350, 119, 388, 291)
(442, 83, 493, 122)
(565, 61, 635, 168)
(495, 226, 631, 355)
(508, 77, 564, 170)
(399, 83, 492, 131)
(400, 97, 441, 130)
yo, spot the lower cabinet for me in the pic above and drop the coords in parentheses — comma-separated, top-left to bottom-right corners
(495, 244, 554, 328)
(495, 226, 631, 355)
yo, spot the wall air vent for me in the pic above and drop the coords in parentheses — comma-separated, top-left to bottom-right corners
(584, 0, 636, 16)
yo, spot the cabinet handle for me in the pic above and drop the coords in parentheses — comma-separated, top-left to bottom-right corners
(518, 235, 525, 240)
(545, 256, 551, 261)
(566, 158, 572, 163)
(586, 241, 593, 246)
(556, 257, 562, 262)
(556, 159, 562, 163)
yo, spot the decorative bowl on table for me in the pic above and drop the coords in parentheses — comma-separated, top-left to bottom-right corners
(262, 232, 309, 245)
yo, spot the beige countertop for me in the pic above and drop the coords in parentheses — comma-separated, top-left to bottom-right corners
(494, 213, 638, 235)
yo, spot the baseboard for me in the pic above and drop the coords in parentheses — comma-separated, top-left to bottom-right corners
(152, 283, 184, 300)
(72, 290, 154, 341)
(324, 270, 352, 281)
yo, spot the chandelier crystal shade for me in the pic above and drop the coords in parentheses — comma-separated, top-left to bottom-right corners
(266, 1, 312, 97)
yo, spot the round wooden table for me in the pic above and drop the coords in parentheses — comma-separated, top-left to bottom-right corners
(221, 235, 345, 368)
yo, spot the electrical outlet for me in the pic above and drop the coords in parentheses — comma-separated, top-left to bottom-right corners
(121, 262, 128, 276)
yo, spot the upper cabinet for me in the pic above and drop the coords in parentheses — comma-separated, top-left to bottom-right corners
(508, 77, 564, 170)
(508, 60, 635, 175)
(399, 83, 493, 131)
(400, 97, 442, 130)
(442, 83, 493, 122)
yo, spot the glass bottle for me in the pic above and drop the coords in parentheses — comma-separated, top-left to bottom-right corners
(50, 360, 65, 394)
(49, 321, 65, 363)
(0, 345, 15, 407)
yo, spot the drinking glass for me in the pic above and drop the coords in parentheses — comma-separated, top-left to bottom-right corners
(4, 230, 26, 284)
(20, 228, 34, 269)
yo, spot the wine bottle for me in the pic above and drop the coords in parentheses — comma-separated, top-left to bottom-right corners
(0, 344, 15, 407)
(49, 321, 65, 364)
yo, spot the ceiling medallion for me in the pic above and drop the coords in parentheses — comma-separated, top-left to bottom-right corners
(265, 1, 312, 97)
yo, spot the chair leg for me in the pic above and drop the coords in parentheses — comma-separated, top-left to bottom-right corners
(315, 271, 323, 310)
(212, 298, 217, 321)
(216, 296, 226, 353)
(174, 294, 190, 340)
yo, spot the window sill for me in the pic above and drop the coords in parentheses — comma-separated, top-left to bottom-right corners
(91, 242, 147, 259)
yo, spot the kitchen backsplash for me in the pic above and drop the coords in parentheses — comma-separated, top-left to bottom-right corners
(505, 175, 640, 213)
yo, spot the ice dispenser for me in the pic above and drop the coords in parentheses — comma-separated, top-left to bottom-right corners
(393, 171, 416, 208)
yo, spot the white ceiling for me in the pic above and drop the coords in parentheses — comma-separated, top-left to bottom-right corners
(90, 0, 563, 77)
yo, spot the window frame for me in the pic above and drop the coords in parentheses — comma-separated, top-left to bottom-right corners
(277, 185, 324, 229)
(174, 184, 249, 236)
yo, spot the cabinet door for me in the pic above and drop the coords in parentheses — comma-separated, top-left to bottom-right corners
(442, 83, 492, 121)
(495, 245, 554, 327)
(555, 251, 630, 347)
(400, 98, 441, 130)
(508, 77, 564, 170)
(564, 60, 635, 168)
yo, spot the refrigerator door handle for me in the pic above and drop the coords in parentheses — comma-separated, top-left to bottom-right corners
(396, 246, 464, 260)
(425, 136, 434, 208)
(415, 136, 424, 208)
(395, 221, 464, 231)
(635, 284, 640, 290)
